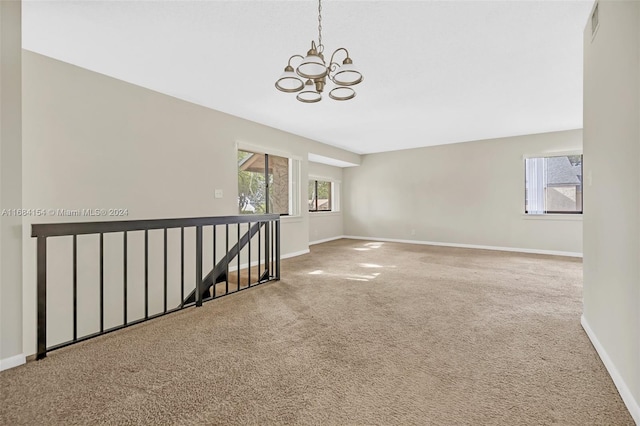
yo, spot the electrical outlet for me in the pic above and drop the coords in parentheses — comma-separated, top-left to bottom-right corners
(214, 189, 223, 199)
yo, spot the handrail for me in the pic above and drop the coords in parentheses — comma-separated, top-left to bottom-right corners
(32, 214, 280, 237)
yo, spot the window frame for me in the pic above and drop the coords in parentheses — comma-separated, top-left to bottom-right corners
(237, 143, 301, 217)
(523, 153, 583, 216)
(308, 179, 334, 212)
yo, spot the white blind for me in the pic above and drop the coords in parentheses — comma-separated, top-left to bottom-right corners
(526, 157, 546, 214)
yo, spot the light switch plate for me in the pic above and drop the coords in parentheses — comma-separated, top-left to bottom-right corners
(214, 189, 223, 199)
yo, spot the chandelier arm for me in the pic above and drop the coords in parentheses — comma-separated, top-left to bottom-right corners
(287, 54, 305, 67)
(328, 47, 350, 70)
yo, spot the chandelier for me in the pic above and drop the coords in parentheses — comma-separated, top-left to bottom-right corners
(275, 0, 363, 103)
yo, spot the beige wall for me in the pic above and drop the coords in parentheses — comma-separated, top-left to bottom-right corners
(343, 130, 583, 255)
(20, 51, 360, 356)
(308, 162, 344, 243)
(582, 1, 640, 420)
(0, 0, 24, 368)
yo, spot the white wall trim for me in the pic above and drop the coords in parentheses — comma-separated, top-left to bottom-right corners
(309, 174, 342, 183)
(522, 148, 583, 159)
(227, 248, 310, 273)
(343, 235, 583, 258)
(0, 354, 26, 371)
(581, 315, 640, 424)
(309, 235, 345, 246)
(282, 249, 310, 259)
(309, 211, 341, 217)
(236, 140, 303, 161)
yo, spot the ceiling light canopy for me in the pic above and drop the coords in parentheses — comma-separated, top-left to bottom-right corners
(275, 0, 363, 103)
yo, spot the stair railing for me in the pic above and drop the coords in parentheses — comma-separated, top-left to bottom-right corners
(31, 214, 280, 360)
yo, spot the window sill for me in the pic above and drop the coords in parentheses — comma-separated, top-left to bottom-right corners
(309, 211, 341, 217)
(522, 214, 582, 221)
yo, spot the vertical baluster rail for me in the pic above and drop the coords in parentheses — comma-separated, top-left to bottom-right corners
(180, 227, 184, 307)
(72, 235, 78, 341)
(264, 221, 271, 279)
(275, 219, 281, 280)
(195, 225, 203, 307)
(163, 228, 168, 313)
(123, 231, 128, 325)
(248, 222, 252, 287)
(212, 225, 217, 299)
(36, 236, 47, 360)
(144, 229, 149, 319)
(237, 223, 241, 291)
(271, 221, 275, 279)
(100, 233, 104, 332)
(258, 221, 262, 282)
(225, 224, 229, 295)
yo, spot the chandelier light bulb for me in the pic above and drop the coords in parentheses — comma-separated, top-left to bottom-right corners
(296, 42, 328, 80)
(332, 57, 363, 87)
(275, 65, 304, 93)
(297, 79, 322, 103)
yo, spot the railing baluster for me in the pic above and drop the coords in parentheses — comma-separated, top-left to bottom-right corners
(123, 231, 128, 325)
(265, 220, 270, 277)
(100, 233, 104, 332)
(237, 223, 241, 291)
(271, 221, 275, 279)
(225, 224, 229, 294)
(144, 229, 149, 319)
(248, 222, 251, 287)
(163, 228, 168, 313)
(195, 226, 203, 307)
(73, 235, 77, 341)
(36, 236, 47, 360)
(180, 227, 184, 306)
(276, 220, 281, 280)
(258, 222, 261, 281)
(213, 225, 216, 299)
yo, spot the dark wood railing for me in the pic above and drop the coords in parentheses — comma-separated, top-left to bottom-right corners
(32, 215, 280, 360)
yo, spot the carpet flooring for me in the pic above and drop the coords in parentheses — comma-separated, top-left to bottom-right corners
(0, 239, 633, 425)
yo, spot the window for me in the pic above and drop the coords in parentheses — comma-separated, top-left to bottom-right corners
(308, 180, 333, 212)
(238, 149, 297, 215)
(525, 155, 583, 214)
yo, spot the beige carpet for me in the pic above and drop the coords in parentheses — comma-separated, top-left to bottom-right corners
(0, 239, 633, 425)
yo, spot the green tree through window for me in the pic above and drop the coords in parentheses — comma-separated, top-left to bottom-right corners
(238, 150, 290, 215)
(309, 180, 332, 212)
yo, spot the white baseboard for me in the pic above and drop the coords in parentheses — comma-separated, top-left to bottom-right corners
(225, 249, 310, 273)
(282, 249, 310, 259)
(342, 235, 583, 258)
(581, 315, 640, 424)
(309, 235, 345, 246)
(0, 353, 26, 371)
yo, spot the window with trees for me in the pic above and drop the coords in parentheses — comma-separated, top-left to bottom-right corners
(308, 180, 333, 212)
(525, 154, 583, 214)
(238, 150, 293, 215)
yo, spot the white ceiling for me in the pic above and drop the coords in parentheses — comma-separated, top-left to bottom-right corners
(22, 0, 594, 155)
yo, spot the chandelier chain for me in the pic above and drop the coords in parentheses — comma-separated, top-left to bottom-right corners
(317, 0, 322, 49)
